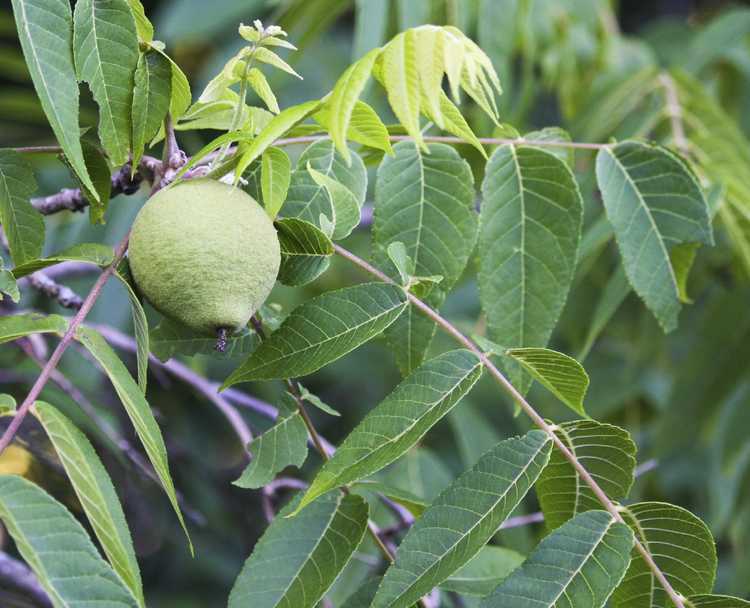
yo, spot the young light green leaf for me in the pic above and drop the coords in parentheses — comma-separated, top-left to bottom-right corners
(294, 349, 482, 515)
(386, 242, 413, 286)
(74, 0, 140, 165)
(156, 46, 192, 121)
(0, 313, 67, 344)
(372, 430, 552, 608)
(424, 90, 486, 157)
(11, 242, 114, 278)
(11, 0, 98, 198)
(275, 217, 333, 286)
(315, 100, 393, 155)
(261, 147, 291, 218)
(126, 0, 152, 42)
(688, 596, 750, 607)
(0, 149, 42, 265)
(306, 163, 361, 239)
(222, 283, 407, 385)
(479, 145, 582, 393)
(228, 493, 368, 608)
(233, 410, 308, 489)
(480, 510, 634, 608)
(537, 420, 636, 531)
(132, 50, 171, 169)
(298, 384, 340, 417)
(327, 47, 381, 162)
(0, 475, 140, 607)
(75, 326, 192, 552)
(150, 318, 259, 362)
(33, 402, 144, 605)
(248, 67, 279, 114)
(0, 394, 16, 416)
(578, 265, 630, 360)
(280, 140, 367, 237)
(234, 99, 321, 179)
(374, 142, 478, 375)
(441, 546, 525, 597)
(114, 260, 148, 393)
(253, 46, 302, 79)
(170, 130, 252, 183)
(379, 30, 422, 148)
(66, 141, 111, 224)
(613, 502, 717, 608)
(596, 141, 713, 331)
(505, 347, 589, 416)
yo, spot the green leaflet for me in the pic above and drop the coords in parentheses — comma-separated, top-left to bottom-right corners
(536, 420, 636, 531)
(261, 146, 291, 219)
(379, 30, 422, 148)
(374, 142, 478, 374)
(613, 502, 717, 608)
(11, 0, 98, 198)
(0, 265, 19, 303)
(276, 217, 334, 286)
(505, 347, 589, 416)
(234, 99, 321, 179)
(596, 141, 713, 331)
(315, 100, 393, 155)
(280, 140, 367, 238)
(479, 145, 583, 393)
(33, 402, 144, 606)
(441, 546, 525, 597)
(228, 493, 368, 608)
(73, 0, 140, 165)
(75, 326, 192, 553)
(327, 47, 383, 162)
(233, 407, 308, 489)
(480, 510, 634, 608)
(11, 242, 113, 279)
(372, 430, 552, 608)
(132, 50, 171, 170)
(0, 149, 42, 265)
(114, 260, 149, 393)
(0, 475, 139, 607)
(221, 282, 407, 385)
(0, 313, 67, 344)
(293, 349, 483, 515)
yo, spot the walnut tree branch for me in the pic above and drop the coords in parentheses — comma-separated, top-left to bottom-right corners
(332, 243, 687, 608)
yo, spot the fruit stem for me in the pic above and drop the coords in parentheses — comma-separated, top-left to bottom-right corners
(215, 327, 229, 353)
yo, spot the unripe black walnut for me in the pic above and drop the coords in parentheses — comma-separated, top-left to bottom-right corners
(128, 179, 280, 334)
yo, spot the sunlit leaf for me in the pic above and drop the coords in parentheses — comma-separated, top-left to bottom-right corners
(261, 146, 291, 219)
(0, 313, 67, 344)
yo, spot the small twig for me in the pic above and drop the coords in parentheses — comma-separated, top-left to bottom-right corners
(0, 550, 52, 607)
(31, 164, 143, 215)
(26, 272, 83, 310)
(0, 235, 131, 458)
(333, 243, 686, 608)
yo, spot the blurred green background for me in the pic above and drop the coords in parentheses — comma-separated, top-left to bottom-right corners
(2, 1, 750, 606)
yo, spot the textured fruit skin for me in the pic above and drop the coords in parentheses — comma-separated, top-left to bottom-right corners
(128, 179, 280, 334)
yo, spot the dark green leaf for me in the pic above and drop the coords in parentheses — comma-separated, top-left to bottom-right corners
(114, 260, 149, 392)
(596, 141, 713, 331)
(132, 50, 171, 169)
(0, 149, 42, 265)
(372, 430, 552, 608)
(537, 420, 636, 531)
(276, 217, 333, 286)
(150, 318, 259, 361)
(222, 283, 407, 385)
(294, 349, 482, 514)
(11, 0, 98, 196)
(480, 511, 634, 608)
(73, 0, 140, 165)
(441, 546, 525, 597)
(228, 493, 368, 608)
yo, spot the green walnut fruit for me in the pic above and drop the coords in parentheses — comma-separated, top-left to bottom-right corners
(128, 179, 280, 335)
